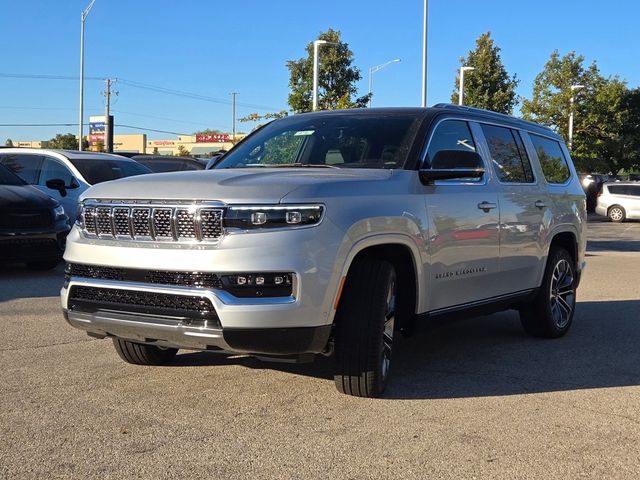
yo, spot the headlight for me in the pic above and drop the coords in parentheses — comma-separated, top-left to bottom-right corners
(53, 205, 66, 220)
(224, 205, 324, 230)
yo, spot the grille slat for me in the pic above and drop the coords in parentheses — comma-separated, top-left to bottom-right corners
(67, 264, 223, 289)
(113, 207, 131, 237)
(95, 207, 113, 236)
(176, 209, 197, 239)
(152, 208, 173, 238)
(68, 285, 220, 326)
(83, 206, 97, 234)
(81, 203, 223, 243)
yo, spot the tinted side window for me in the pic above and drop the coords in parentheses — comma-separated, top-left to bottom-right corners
(607, 185, 624, 195)
(39, 157, 75, 186)
(530, 135, 571, 184)
(481, 124, 534, 183)
(425, 120, 477, 166)
(0, 154, 43, 184)
(629, 186, 640, 197)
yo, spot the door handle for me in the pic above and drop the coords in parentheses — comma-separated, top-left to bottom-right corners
(477, 201, 497, 212)
(534, 200, 547, 209)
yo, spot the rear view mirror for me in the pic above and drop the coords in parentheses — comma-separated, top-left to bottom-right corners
(419, 150, 485, 184)
(431, 150, 484, 170)
(46, 178, 67, 197)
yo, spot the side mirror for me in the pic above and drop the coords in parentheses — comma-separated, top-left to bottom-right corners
(46, 178, 67, 197)
(419, 150, 485, 184)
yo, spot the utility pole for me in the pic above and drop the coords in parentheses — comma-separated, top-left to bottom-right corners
(230, 92, 238, 141)
(103, 79, 117, 153)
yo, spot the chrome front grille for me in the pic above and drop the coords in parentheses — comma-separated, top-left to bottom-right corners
(80, 202, 224, 243)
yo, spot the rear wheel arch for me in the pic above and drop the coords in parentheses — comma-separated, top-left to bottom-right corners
(549, 231, 578, 266)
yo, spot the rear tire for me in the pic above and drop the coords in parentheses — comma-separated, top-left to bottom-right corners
(519, 248, 576, 338)
(333, 258, 396, 398)
(608, 205, 626, 222)
(112, 338, 178, 365)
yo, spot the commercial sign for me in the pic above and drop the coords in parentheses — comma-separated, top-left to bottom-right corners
(150, 140, 176, 146)
(195, 133, 230, 143)
(88, 115, 113, 150)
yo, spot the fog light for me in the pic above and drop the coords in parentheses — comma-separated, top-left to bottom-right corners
(286, 211, 302, 224)
(251, 212, 267, 225)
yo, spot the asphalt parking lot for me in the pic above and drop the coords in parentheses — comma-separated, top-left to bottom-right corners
(1, 216, 639, 479)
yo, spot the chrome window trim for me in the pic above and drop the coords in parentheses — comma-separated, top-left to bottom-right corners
(418, 117, 488, 187)
(527, 132, 573, 187)
(475, 123, 539, 187)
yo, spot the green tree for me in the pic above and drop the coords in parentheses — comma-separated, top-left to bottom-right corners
(5, 138, 13, 147)
(193, 128, 221, 135)
(287, 28, 369, 113)
(522, 51, 595, 136)
(522, 50, 640, 174)
(48, 133, 79, 150)
(176, 145, 190, 156)
(450, 32, 519, 114)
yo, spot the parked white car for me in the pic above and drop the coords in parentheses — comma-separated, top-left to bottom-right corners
(0, 148, 151, 224)
(595, 182, 640, 222)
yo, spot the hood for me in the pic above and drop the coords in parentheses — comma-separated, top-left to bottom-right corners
(0, 184, 57, 210)
(81, 168, 393, 204)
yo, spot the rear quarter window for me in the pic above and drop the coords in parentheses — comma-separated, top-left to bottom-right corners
(530, 134, 571, 184)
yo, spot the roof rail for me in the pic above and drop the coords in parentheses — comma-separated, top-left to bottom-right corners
(432, 103, 555, 133)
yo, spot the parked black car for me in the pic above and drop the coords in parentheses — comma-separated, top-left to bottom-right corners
(0, 164, 70, 270)
(132, 155, 207, 173)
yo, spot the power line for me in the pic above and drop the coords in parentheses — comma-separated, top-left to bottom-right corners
(0, 105, 222, 128)
(0, 73, 104, 81)
(0, 122, 188, 136)
(0, 72, 284, 111)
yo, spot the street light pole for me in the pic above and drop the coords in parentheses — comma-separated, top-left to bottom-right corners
(458, 66, 475, 106)
(368, 58, 401, 108)
(312, 40, 337, 111)
(230, 92, 238, 141)
(568, 84, 585, 150)
(421, 0, 428, 107)
(78, 0, 96, 151)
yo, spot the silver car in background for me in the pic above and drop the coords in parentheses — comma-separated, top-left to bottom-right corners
(595, 182, 640, 222)
(0, 148, 152, 224)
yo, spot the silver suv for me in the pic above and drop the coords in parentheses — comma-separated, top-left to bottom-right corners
(595, 182, 640, 222)
(61, 105, 587, 397)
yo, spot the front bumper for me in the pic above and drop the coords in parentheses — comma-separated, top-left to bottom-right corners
(0, 230, 68, 263)
(63, 308, 331, 354)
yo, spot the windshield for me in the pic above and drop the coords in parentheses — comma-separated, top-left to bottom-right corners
(216, 113, 421, 170)
(69, 157, 152, 185)
(0, 163, 26, 186)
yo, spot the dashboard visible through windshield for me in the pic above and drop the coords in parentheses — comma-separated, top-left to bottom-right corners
(216, 114, 421, 170)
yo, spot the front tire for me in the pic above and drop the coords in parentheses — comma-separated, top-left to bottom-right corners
(333, 258, 396, 398)
(519, 248, 576, 338)
(112, 338, 178, 365)
(608, 205, 626, 222)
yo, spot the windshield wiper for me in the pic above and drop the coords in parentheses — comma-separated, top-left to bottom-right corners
(268, 163, 341, 169)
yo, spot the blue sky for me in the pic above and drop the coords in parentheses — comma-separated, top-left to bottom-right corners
(1, 0, 639, 141)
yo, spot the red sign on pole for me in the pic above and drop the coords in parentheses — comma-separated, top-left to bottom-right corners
(195, 133, 230, 143)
